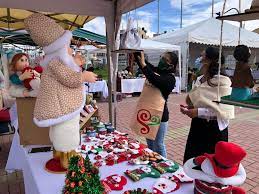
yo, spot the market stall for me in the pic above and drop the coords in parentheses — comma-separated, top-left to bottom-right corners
(6, 128, 194, 194)
(89, 39, 182, 94)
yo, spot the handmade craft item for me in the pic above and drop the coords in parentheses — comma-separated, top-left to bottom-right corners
(152, 160, 179, 174)
(63, 155, 104, 194)
(106, 126, 115, 133)
(102, 174, 127, 191)
(9, 53, 42, 97)
(153, 177, 180, 194)
(184, 141, 247, 194)
(170, 168, 193, 183)
(125, 166, 161, 182)
(25, 13, 96, 172)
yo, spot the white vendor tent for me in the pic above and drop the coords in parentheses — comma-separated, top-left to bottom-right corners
(153, 18, 259, 90)
(88, 39, 181, 80)
(88, 39, 182, 91)
(0, 0, 155, 124)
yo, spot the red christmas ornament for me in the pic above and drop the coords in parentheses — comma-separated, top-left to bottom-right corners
(71, 171, 76, 177)
(65, 179, 69, 185)
(81, 145, 86, 150)
(70, 182, 75, 188)
(78, 181, 83, 186)
(80, 167, 85, 174)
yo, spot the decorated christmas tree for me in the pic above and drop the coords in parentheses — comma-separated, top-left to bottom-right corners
(63, 155, 104, 194)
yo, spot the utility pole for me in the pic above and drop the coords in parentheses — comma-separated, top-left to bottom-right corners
(212, 0, 214, 17)
(158, 0, 160, 34)
(180, 0, 183, 28)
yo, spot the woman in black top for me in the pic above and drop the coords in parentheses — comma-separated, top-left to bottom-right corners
(137, 51, 177, 157)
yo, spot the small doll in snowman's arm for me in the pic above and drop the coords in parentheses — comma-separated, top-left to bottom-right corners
(183, 141, 246, 194)
(24, 13, 97, 173)
(9, 53, 42, 97)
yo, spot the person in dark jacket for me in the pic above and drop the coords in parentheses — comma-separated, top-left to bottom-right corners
(137, 51, 177, 157)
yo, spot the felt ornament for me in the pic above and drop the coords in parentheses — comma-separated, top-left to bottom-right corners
(94, 151, 109, 160)
(171, 168, 193, 183)
(94, 160, 106, 168)
(153, 177, 180, 194)
(105, 154, 119, 166)
(80, 144, 92, 154)
(129, 142, 140, 149)
(125, 166, 161, 182)
(89, 146, 103, 154)
(152, 160, 179, 174)
(102, 174, 127, 191)
(103, 143, 114, 152)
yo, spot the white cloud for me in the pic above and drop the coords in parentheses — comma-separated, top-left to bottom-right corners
(83, 17, 106, 35)
(170, 0, 215, 9)
(206, 0, 259, 31)
(167, 0, 259, 31)
(83, 10, 155, 37)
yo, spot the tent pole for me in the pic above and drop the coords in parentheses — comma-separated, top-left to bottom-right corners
(178, 48, 182, 94)
(217, 0, 227, 101)
(238, 0, 242, 45)
(106, 29, 113, 124)
(186, 41, 190, 92)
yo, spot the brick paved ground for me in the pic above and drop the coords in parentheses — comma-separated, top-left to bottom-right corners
(1, 93, 259, 193)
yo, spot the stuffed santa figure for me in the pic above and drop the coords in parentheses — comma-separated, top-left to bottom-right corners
(183, 141, 247, 194)
(24, 13, 97, 172)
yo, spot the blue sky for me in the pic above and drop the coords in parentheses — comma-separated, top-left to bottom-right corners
(84, 0, 257, 37)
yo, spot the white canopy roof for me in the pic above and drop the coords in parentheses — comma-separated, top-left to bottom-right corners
(153, 18, 259, 48)
(88, 39, 181, 53)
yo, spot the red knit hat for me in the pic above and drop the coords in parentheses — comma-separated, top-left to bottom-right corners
(205, 141, 246, 178)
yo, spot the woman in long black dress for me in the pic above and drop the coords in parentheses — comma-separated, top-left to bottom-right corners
(180, 47, 234, 163)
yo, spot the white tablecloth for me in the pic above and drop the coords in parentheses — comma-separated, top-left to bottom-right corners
(6, 134, 194, 194)
(121, 77, 181, 94)
(121, 78, 146, 93)
(86, 80, 108, 98)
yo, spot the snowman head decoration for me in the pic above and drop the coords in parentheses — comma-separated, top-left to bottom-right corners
(140, 166, 152, 173)
(112, 175, 122, 183)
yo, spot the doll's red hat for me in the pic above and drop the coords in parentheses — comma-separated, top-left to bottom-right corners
(205, 141, 246, 178)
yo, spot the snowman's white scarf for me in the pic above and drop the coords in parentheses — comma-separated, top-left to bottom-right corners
(183, 158, 246, 186)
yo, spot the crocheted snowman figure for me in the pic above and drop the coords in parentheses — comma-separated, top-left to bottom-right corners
(184, 141, 247, 194)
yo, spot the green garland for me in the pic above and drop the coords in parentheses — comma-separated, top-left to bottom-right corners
(63, 155, 104, 194)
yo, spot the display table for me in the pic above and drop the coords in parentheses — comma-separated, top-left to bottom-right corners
(121, 78, 146, 93)
(86, 80, 108, 98)
(121, 77, 181, 94)
(6, 133, 194, 194)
